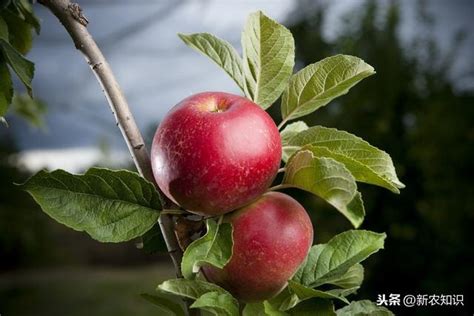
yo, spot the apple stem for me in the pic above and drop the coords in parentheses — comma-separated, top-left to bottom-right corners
(268, 184, 293, 191)
(162, 209, 189, 216)
(37, 0, 193, 311)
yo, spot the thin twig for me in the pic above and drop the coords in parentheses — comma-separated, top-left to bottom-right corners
(277, 117, 289, 130)
(217, 215, 224, 225)
(37, 0, 185, 280)
(278, 167, 286, 173)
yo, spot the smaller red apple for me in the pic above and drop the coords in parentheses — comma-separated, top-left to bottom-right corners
(202, 192, 313, 302)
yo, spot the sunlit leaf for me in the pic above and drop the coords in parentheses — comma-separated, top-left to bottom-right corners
(158, 279, 230, 300)
(179, 32, 244, 92)
(293, 230, 385, 288)
(283, 126, 405, 192)
(288, 280, 349, 304)
(281, 55, 374, 121)
(241, 11, 294, 109)
(20, 168, 161, 242)
(325, 263, 364, 290)
(267, 287, 300, 312)
(191, 291, 239, 316)
(280, 121, 308, 147)
(181, 218, 233, 279)
(283, 150, 365, 227)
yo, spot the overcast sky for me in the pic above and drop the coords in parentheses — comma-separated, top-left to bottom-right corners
(6, 0, 474, 172)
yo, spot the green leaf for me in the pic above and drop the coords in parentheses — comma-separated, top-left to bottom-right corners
(140, 293, 186, 316)
(326, 287, 359, 298)
(243, 302, 288, 316)
(264, 301, 289, 316)
(281, 55, 375, 121)
(15, 0, 41, 34)
(0, 15, 8, 40)
(281, 121, 308, 147)
(283, 126, 405, 192)
(267, 283, 348, 313)
(11, 93, 46, 128)
(288, 280, 349, 305)
(1, 10, 33, 54)
(0, 56, 13, 116)
(267, 287, 300, 312)
(158, 279, 230, 300)
(0, 38, 34, 96)
(325, 263, 364, 290)
(289, 299, 336, 316)
(306, 146, 401, 194)
(19, 168, 161, 243)
(283, 150, 365, 227)
(241, 11, 295, 109)
(191, 291, 239, 316)
(336, 300, 393, 316)
(243, 303, 267, 316)
(293, 230, 386, 288)
(138, 223, 168, 254)
(179, 32, 244, 92)
(182, 218, 233, 279)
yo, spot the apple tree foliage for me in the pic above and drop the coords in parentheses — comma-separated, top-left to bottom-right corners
(5, 5, 404, 315)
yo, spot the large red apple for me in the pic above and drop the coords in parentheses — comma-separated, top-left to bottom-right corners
(151, 92, 281, 216)
(202, 192, 313, 302)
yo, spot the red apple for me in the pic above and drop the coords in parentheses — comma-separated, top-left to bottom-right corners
(151, 92, 281, 216)
(202, 192, 313, 302)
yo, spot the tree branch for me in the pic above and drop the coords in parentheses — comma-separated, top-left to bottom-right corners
(37, 0, 184, 278)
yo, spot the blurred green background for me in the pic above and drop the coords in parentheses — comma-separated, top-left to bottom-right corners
(1, 1, 472, 315)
